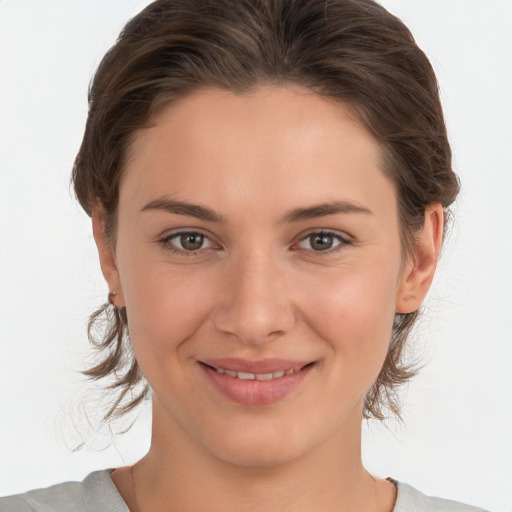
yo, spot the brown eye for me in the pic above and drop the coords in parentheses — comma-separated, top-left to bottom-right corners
(161, 231, 214, 254)
(310, 233, 335, 251)
(179, 233, 205, 251)
(296, 231, 348, 253)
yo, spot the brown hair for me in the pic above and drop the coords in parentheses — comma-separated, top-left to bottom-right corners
(72, 0, 459, 421)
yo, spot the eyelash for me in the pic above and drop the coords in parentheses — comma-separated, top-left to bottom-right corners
(158, 231, 215, 257)
(158, 230, 351, 257)
(294, 230, 351, 255)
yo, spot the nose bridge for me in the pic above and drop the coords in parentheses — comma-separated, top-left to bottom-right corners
(213, 245, 294, 344)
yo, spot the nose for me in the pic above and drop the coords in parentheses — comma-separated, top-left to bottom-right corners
(212, 248, 296, 346)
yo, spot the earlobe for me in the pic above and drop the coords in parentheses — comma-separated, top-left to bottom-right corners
(395, 203, 444, 314)
(92, 207, 125, 308)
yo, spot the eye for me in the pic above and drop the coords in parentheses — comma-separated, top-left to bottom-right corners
(160, 231, 214, 254)
(296, 231, 349, 252)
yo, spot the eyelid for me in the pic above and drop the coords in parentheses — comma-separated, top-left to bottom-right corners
(156, 227, 352, 256)
(157, 228, 218, 255)
(293, 229, 352, 254)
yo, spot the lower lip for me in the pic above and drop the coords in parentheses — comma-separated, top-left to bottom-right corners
(200, 363, 315, 407)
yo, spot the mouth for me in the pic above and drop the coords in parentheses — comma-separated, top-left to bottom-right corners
(201, 363, 306, 381)
(198, 359, 316, 406)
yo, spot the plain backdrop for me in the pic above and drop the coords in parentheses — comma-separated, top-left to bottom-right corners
(0, 1, 511, 510)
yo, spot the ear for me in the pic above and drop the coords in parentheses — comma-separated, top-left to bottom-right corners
(395, 203, 444, 314)
(92, 207, 125, 308)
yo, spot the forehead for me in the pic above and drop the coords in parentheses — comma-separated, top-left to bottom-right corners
(120, 85, 396, 222)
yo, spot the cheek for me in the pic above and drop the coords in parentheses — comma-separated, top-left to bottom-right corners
(115, 244, 217, 372)
(300, 258, 400, 381)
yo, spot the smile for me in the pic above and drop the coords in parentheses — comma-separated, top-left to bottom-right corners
(199, 359, 316, 406)
(209, 365, 303, 381)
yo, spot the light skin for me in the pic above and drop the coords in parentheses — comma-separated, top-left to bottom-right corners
(94, 85, 443, 512)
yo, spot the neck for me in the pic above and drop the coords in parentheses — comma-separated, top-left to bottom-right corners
(129, 402, 389, 512)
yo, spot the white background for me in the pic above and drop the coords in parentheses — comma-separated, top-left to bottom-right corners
(0, 1, 511, 510)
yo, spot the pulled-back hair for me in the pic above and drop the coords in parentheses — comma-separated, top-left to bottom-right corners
(72, 0, 459, 422)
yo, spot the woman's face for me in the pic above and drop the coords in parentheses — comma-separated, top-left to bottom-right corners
(96, 85, 433, 467)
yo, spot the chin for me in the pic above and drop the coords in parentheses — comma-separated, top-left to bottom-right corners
(211, 438, 299, 469)
(196, 414, 323, 469)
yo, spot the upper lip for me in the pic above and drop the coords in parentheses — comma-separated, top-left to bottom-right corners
(200, 358, 312, 374)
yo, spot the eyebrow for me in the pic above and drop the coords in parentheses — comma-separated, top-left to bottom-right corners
(140, 197, 372, 223)
(281, 201, 372, 223)
(141, 197, 224, 222)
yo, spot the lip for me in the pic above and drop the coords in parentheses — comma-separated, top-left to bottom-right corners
(199, 358, 315, 407)
(200, 357, 311, 374)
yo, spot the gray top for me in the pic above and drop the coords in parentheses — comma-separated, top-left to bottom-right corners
(0, 469, 489, 512)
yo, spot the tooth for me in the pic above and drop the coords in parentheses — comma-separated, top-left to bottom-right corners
(214, 367, 302, 380)
(256, 373, 274, 381)
(237, 371, 256, 380)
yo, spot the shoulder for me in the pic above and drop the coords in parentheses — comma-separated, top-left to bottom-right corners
(0, 469, 129, 512)
(394, 481, 490, 512)
(0, 480, 85, 512)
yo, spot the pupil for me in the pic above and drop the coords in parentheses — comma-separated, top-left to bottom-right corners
(311, 234, 333, 250)
(181, 233, 203, 250)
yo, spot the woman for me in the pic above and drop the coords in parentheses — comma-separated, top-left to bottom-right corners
(0, 0, 494, 510)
